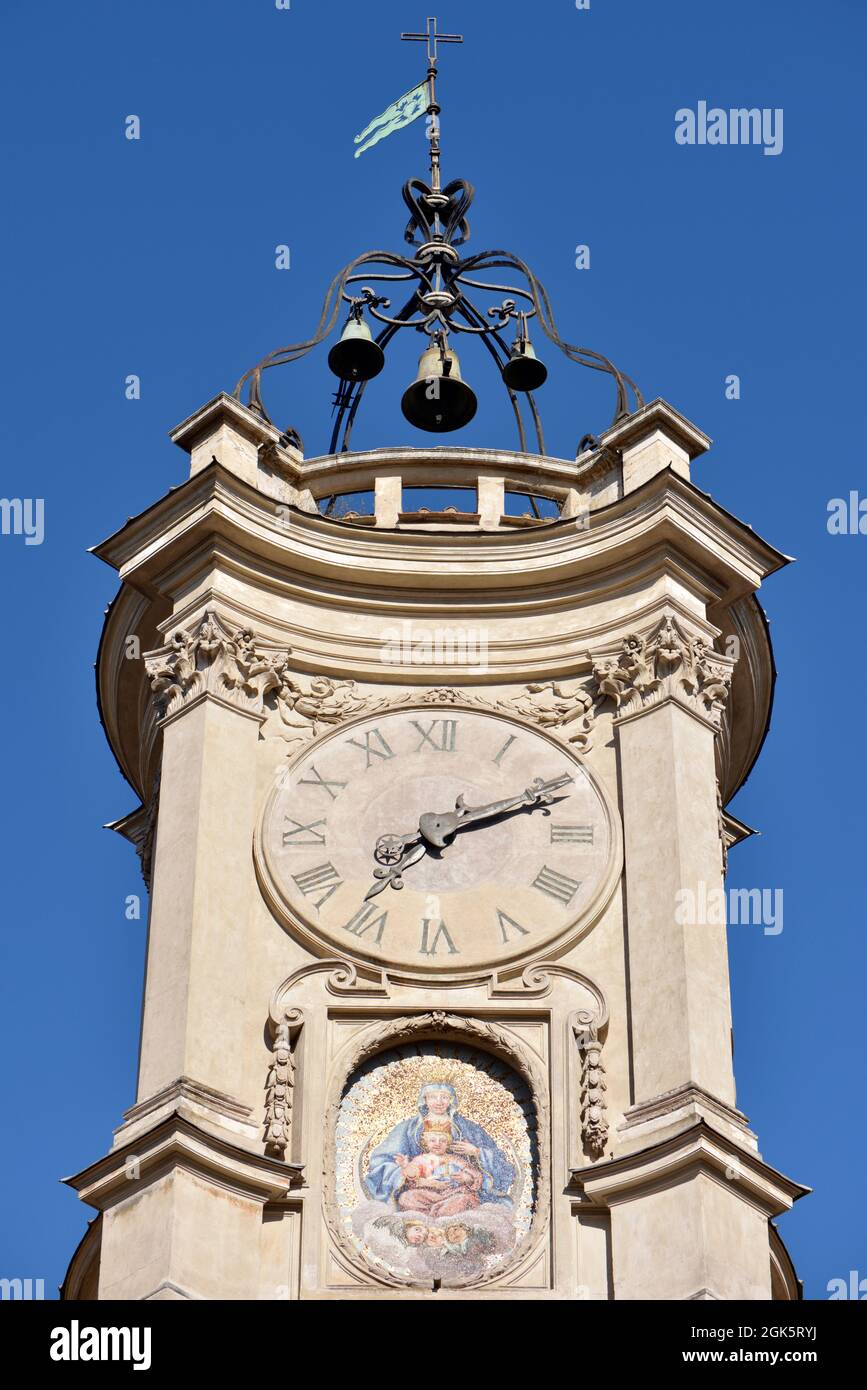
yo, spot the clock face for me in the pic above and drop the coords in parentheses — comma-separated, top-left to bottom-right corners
(257, 707, 619, 975)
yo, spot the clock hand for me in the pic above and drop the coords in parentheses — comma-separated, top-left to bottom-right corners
(363, 773, 574, 898)
(364, 840, 429, 900)
(419, 773, 573, 849)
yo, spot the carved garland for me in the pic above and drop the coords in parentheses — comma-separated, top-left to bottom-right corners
(268, 676, 599, 752)
(261, 615, 730, 755)
(264, 1009, 303, 1157)
(144, 609, 731, 751)
(321, 1012, 551, 1291)
(573, 1015, 609, 1158)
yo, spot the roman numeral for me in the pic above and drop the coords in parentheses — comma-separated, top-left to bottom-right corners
(298, 765, 347, 801)
(532, 865, 581, 906)
(282, 816, 327, 847)
(492, 735, 517, 766)
(345, 728, 395, 768)
(551, 824, 594, 845)
(292, 862, 342, 909)
(342, 903, 389, 945)
(412, 719, 458, 753)
(497, 909, 530, 944)
(419, 919, 459, 956)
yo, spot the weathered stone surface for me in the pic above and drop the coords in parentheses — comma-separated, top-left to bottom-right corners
(64, 400, 805, 1300)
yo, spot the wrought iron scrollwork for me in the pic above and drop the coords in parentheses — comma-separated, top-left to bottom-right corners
(234, 175, 642, 457)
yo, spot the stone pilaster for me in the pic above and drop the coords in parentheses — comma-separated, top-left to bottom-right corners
(592, 614, 736, 1109)
(135, 612, 288, 1106)
(572, 1123, 807, 1301)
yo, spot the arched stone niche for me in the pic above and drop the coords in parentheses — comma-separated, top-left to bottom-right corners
(323, 1014, 550, 1290)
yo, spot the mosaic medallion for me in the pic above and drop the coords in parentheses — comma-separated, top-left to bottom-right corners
(335, 1042, 538, 1286)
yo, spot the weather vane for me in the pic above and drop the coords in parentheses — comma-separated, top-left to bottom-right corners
(235, 17, 642, 456)
(399, 17, 463, 193)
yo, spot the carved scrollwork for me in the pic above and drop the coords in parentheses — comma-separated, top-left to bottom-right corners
(590, 614, 734, 729)
(268, 680, 600, 752)
(271, 675, 389, 748)
(489, 963, 609, 1025)
(110, 771, 161, 891)
(145, 610, 290, 720)
(137, 773, 160, 889)
(498, 680, 597, 751)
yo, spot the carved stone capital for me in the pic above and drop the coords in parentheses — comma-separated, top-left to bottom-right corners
(145, 610, 291, 721)
(589, 613, 734, 729)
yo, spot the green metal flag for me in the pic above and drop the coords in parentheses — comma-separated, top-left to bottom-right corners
(354, 82, 428, 158)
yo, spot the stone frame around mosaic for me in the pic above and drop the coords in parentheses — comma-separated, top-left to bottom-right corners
(321, 1012, 552, 1291)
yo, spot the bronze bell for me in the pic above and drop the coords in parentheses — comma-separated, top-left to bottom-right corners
(401, 343, 478, 433)
(502, 332, 548, 393)
(327, 313, 385, 382)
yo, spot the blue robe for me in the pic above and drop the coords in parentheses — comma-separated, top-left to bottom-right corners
(365, 1113, 516, 1207)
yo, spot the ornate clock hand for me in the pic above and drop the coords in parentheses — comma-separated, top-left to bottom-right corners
(364, 840, 429, 900)
(373, 829, 421, 866)
(419, 773, 573, 849)
(364, 773, 573, 898)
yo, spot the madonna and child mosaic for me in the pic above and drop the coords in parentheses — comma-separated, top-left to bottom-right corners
(335, 1042, 538, 1285)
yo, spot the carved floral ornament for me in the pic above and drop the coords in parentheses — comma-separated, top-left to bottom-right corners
(262, 613, 731, 749)
(590, 614, 735, 730)
(144, 609, 732, 740)
(144, 611, 292, 720)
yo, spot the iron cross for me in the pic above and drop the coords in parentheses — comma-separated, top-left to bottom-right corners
(400, 16, 463, 65)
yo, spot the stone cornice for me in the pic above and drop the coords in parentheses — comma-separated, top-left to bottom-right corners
(594, 396, 712, 460)
(170, 391, 287, 457)
(92, 458, 788, 606)
(569, 1120, 809, 1219)
(64, 1116, 305, 1211)
(92, 455, 784, 804)
(618, 1081, 758, 1154)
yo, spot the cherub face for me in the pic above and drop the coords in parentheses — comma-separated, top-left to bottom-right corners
(446, 1225, 469, 1244)
(425, 1228, 446, 1248)
(404, 1223, 428, 1247)
(421, 1132, 450, 1156)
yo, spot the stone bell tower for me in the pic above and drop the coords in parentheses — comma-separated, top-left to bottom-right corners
(62, 28, 806, 1303)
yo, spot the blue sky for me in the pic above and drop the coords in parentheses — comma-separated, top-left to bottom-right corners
(0, 0, 864, 1299)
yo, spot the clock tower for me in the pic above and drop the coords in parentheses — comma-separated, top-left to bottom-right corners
(62, 28, 806, 1302)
